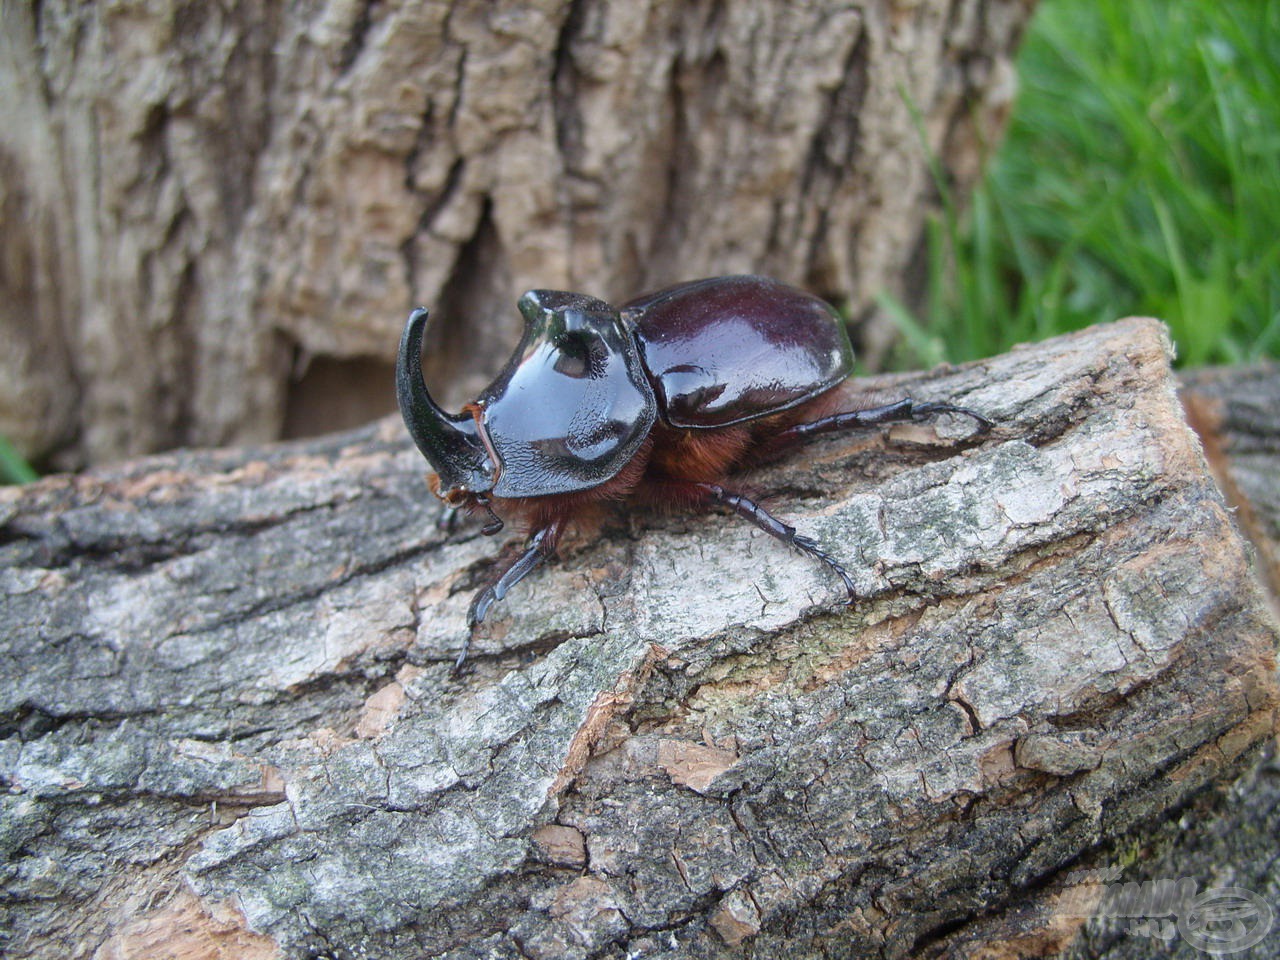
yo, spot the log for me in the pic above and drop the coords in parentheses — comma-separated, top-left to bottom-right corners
(1, 318, 1276, 959)
(0, 0, 1032, 468)
(1028, 367, 1280, 960)
(1182, 365, 1280, 614)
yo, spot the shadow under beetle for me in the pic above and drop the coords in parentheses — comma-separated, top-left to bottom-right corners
(397, 275, 990, 670)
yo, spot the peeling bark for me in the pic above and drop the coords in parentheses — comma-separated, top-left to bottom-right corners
(1, 319, 1276, 959)
(0, 0, 1032, 468)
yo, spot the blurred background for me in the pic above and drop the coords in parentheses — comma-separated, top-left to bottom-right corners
(882, 0, 1280, 372)
(1, 0, 1276, 483)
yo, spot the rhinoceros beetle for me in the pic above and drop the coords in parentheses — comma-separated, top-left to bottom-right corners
(397, 275, 989, 669)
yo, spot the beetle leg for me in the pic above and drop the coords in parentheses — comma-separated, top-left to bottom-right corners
(437, 503, 461, 533)
(459, 520, 564, 672)
(694, 482, 857, 604)
(775, 397, 992, 446)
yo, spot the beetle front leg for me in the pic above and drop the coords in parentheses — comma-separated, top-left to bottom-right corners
(774, 397, 992, 447)
(459, 519, 565, 672)
(693, 482, 858, 604)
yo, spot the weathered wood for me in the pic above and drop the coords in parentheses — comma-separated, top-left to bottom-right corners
(1, 318, 1276, 959)
(1036, 367, 1280, 960)
(1182, 365, 1280, 614)
(0, 0, 1032, 468)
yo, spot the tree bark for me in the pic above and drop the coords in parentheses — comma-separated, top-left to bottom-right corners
(0, 0, 1032, 469)
(1182, 365, 1280, 617)
(1, 318, 1276, 959)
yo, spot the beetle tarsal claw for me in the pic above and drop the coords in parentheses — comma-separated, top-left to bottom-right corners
(970, 412, 995, 434)
(451, 640, 473, 677)
(791, 533, 858, 602)
(467, 587, 496, 628)
(911, 401, 993, 434)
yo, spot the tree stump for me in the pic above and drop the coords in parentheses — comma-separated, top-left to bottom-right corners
(0, 0, 1031, 468)
(1, 318, 1276, 959)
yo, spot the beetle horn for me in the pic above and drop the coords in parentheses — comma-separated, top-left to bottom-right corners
(396, 308, 496, 498)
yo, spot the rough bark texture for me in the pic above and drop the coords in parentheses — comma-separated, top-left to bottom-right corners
(1182, 366, 1280, 618)
(924, 365, 1280, 960)
(1, 318, 1277, 959)
(1044, 365, 1280, 960)
(0, 0, 1031, 469)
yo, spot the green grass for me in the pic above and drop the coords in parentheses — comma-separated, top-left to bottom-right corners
(887, 0, 1280, 368)
(0, 434, 39, 485)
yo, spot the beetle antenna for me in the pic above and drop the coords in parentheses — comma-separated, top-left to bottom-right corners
(474, 494, 505, 536)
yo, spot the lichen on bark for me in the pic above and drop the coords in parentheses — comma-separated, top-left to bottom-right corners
(2, 319, 1276, 958)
